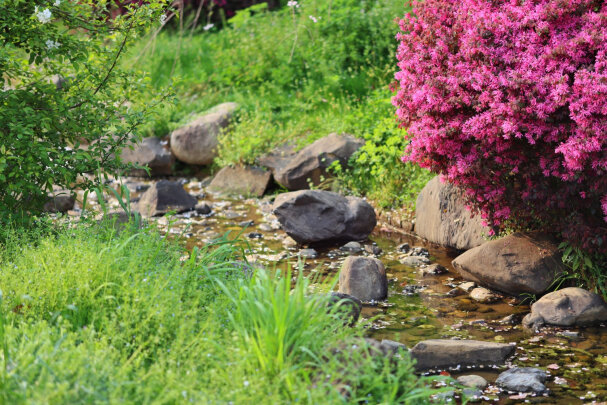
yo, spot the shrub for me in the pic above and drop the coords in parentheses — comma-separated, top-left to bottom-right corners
(0, 0, 167, 223)
(394, 0, 607, 251)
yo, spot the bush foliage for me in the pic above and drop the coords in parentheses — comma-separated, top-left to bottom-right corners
(394, 0, 607, 250)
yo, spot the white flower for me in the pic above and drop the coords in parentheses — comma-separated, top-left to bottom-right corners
(35, 7, 52, 24)
(203, 23, 214, 31)
(53, 0, 61, 6)
(159, 14, 167, 25)
(287, 1, 299, 8)
(45, 40, 60, 50)
(309, 15, 319, 23)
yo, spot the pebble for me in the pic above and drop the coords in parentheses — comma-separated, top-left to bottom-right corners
(364, 244, 382, 255)
(299, 248, 318, 259)
(469, 287, 499, 303)
(458, 282, 477, 292)
(340, 241, 363, 253)
(421, 263, 448, 276)
(396, 243, 410, 253)
(457, 375, 488, 390)
(401, 256, 431, 267)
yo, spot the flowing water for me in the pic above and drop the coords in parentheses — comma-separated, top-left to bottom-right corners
(105, 177, 607, 404)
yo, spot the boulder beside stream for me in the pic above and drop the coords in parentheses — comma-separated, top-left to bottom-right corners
(410, 339, 515, 371)
(208, 165, 271, 197)
(452, 232, 564, 296)
(272, 190, 376, 244)
(137, 180, 197, 217)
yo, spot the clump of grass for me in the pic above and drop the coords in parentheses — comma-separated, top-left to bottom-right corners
(0, 222, 440, 403)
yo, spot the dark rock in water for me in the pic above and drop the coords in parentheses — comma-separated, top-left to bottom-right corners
(208, 165, 271, 197)
(298, 248, 318, 259)
(195, 202, 212, 215)
(410, 339, 515, 371)
(43, 193, 75, 213)
(272, 190, 376, 244)
(496, 367, 547, 394)
(170, 102, 238, 165)
(421, 264, 448, 276)
(499, 313, 525, 325)
(247, 232, 263, 239)
(457, 375, 488, 390)
(137, 180, 197, 217)
(523, 287, 607, 328)
(402, 284, 425, 296)
(410, 247, 430, 257)
(397, 243, 410, 253)
(415, 177, 487, 250)
(121, 137, 174, 176)
(452, 232, 564, 296)
(339, 256, 387, 301)
(271, 133, 363, 190)
(327, 292, 362, 327)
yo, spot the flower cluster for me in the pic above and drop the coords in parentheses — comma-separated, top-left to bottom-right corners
(394, 0, 607, 251)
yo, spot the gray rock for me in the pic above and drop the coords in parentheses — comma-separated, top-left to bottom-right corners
(410, 247, 430, 258)
(496, 367, 547, 393)
(43, 193, 75, 213)
(195, 202, 212, 215)
(401, 256, 431, 267)
(457, 375, 488, 390)
(272, 133, 363, 190)
(340, 241, 363, 253)
(421, 264, 448, 276)
(364, 244, 382, 255)
(499, 313, 524, 325)
(380, 339, 407, 355)
(208, 165, 271, 197)
(415, 177, 487, 250)
(137, 180, 197, 217)
(121, 137, 174, 176)
(339, 256, 387, 301)
(170, 102, 238, 165)
(327, 292, 362, 327)
(298, 248, 318, 259)
(272, 190, 376, 244)
(523, 287, 607, 328)
(469, 287, 499, 303)
(459, 281, 477, 292)
(397, 243, 410, 253)
(410, 339, 515, 371)
(452, 233, 564, 296)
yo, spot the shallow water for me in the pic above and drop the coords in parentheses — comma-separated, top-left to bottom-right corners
(113, 177, 607, 404)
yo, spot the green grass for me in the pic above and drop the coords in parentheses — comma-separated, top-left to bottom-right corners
(128, 0, 430, 208)
(0, 221, 440, 403)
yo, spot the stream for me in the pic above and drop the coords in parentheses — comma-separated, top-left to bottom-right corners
(93, 176, 607, 404)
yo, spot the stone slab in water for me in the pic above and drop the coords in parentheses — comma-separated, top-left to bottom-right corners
(410, 339, 515, 371)
(208, 165, 271, 197)
(272, 190, 376, 244)
(452, 232, 564, 296)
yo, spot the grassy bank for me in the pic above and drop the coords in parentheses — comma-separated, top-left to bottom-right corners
(0, 221, 438, 403)
(128, 0, 432, 208)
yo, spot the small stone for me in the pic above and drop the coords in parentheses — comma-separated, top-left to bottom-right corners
(339, 256, 388, 301)
(239, 220, 255, 228)
(340, 241, 363, 253)
(421, 264, 448, 276)
(299, 248, 318, 259)
(401, 256, 431, 267)
(247, 232, 263, 239)
(396, 243, 410, 253)
(379, 339, 407, 356)
(195, 202, 212, 215)
(282, 236, 298, 248)
(446, 288, 461, 297)
(499, 313, 524, 325)
(469, 287, 499, 303)
(364, 244, 382, 255)
(457, 375, 488, 390)
(410, 247, 430, 257)
(459, 282, 477, 292)
(258, 223, 273, 232)
(496, 367, 547, 394)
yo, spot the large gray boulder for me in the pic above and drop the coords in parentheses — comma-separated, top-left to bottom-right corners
(271, 133, 363, 190)
(208, 165, 271, 197)
(137, 180, 197, 217)
(410, 339, 515, 371)
(170, 102, 238, 165)
(523, 287, 607, 328)
(496, 367, 547, 394)
(272, 190, 376, 244)
(339, 257, 388, 301)
(121, 137, 174, 176)
(43, 192, 75, 213)
(452, 233, 564, 296)
(415, 177, 486, 250)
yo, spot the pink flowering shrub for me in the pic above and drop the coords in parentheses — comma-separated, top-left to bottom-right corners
(394, 0, 607, 252)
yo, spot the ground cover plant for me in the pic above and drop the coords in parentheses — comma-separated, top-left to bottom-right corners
(0, 221, 439, 403)
(130, 0, 430, 208)
(394, 0, 607, 252)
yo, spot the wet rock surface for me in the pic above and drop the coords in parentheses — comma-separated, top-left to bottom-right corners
(410, 339, 515, 371)
(272, 190, 376, 244)
(523, 287, 607, 328)
(137, 180, 197, 217)
(339, 256, 387, 301)
(496, 367, 547, 394)
(456, 374, 488, 389)
(415, 177, 487, 250)
(208, 165, 271, 197)
(452, 232, 564, 296)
